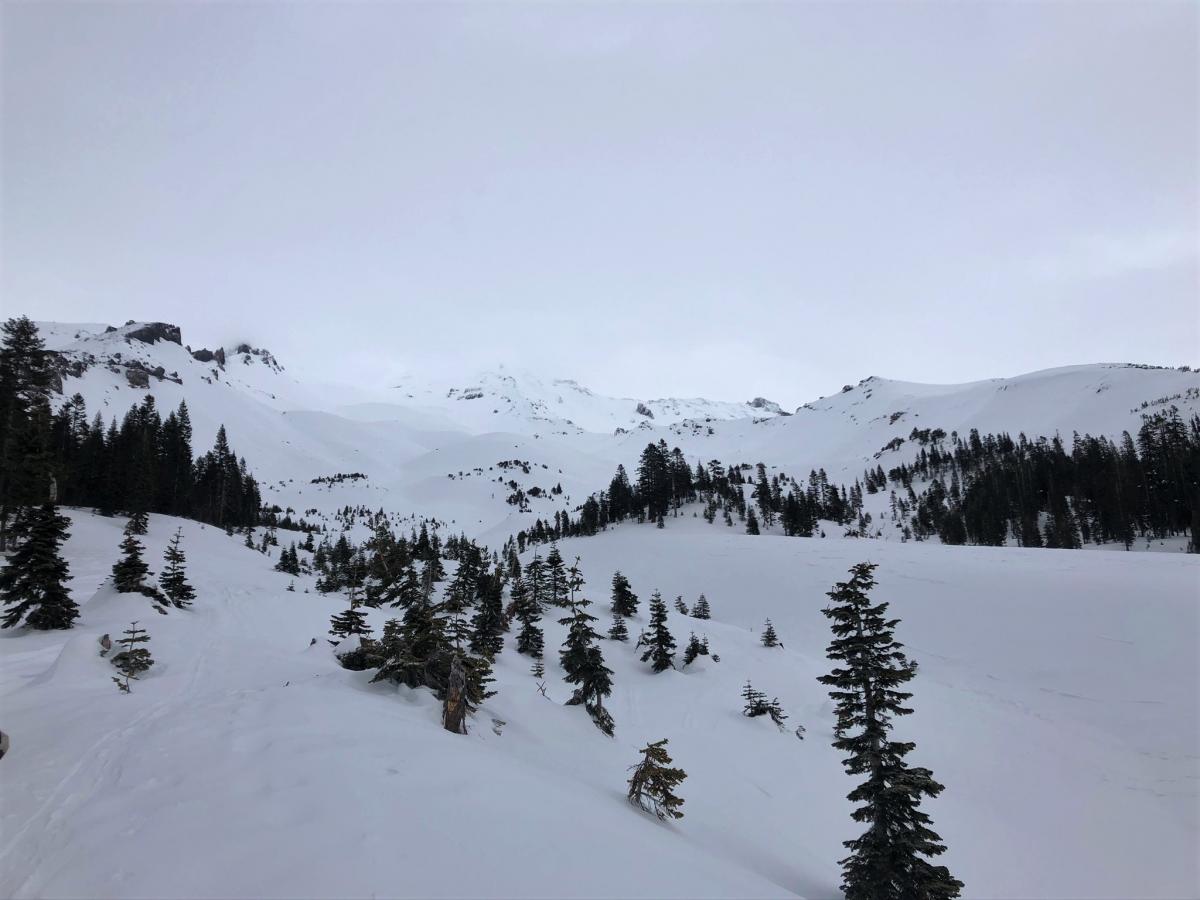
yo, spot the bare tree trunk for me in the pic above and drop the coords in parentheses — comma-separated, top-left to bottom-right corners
(442, 655, 468, 735)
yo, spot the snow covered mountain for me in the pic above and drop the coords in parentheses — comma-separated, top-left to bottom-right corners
(2, 317, 1197, 899)
(39, 319, 1200, 545)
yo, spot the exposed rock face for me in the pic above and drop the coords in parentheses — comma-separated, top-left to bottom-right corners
(192, 347, 226, 366)
(125, 366, 151, 389)
(123, 322, 182, 345)
(748, 397, 790, 417)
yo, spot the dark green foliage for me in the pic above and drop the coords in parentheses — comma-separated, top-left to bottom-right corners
(470, 569, 506, 658)
(640, 590, 676, 672)
(158, 528, 196, 609)
(511, 573, 544, 657)
(610, 570, 638, 617)
(627, 738, 686, 820)
(746, 508, 760, 534)
(673, 595, 688, 614)
(0, 503, 76, 629)
(761, 618, 780, 647)
(818, 563, 963, 900)
(112, 519, 150, 593)
(682, 632, 709, 665)
(329, 588, 373, 641)
(558, 558, 614, 735)
(544, 545, 569, 607)
(691, 594, 711, 619)
(111, 620, 154, 691)
(607, 611, 629, 642)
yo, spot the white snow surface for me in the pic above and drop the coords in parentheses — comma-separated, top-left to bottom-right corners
(38, 320, 1200, 544)
(0, 512, 1196, 898)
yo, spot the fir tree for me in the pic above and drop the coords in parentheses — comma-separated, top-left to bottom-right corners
(817, 563, 963, 900)
(682, 631, 708, 665)
(610, 570, 639, 617)
(158, 528, 196, 609)
(640, 590, 676, 672)
(0, 503, 76, 629)
(545, 545, 569, 607)
(558, 558, 614, 735)
(761, 618, 780, 647)
(111, 620, 154, 691)
(746, 508, 760, 535)
(470, 569, 506, 658)
(512, 574, 545, 658)
(126, 510, 149, 536)
(673, 595, 688, 614)
(627, 738, 686, 820)
(691, 594, 711, 619)
(329, 589, 372, 642)
(607, 611, 629, 642)
(112, 519, 150, 593)
(742, 680, 768, 716)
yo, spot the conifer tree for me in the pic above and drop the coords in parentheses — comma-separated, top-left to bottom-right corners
(112, 518, 150, 593)
(111, 620, 154, 692)
(470, 569, 506, 658)
(682, 631, 708, 665)
(158, 528, 196, 609)
(640, 590, 676, 672)
(126, 510, 149, 536)
(558, 558, 614, 735)
(627, 738, 686, 820)
(817, 562, 963, 900)
(742, 679, 768, 716)
(329, 590, 372, 642)
(746, 508, 760, 534)
(544, 545, 570, 607)
(691, 594, 711, 619)
(607, 611, 629, 642)
(674, 595, 688, 614)
(512, 573, 545, 657)
(0, 503, 76, 629)
(610, 570, 638, 617)
(761, 618, 780, 647)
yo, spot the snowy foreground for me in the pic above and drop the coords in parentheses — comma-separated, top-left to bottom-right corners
(1, 511, 1197, 899)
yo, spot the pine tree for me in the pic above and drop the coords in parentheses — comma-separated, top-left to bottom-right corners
(558, 558, 614, 735)
(158, 528, 196, 609)
(607, 611, 629, 642)
(470, 569, 506, 658)
(0, 503, 76, 629)
(673, 595, 688, 614)
(817, 562, 963, 900)
(511, 573, 544, 657)
(691, 594, 711, 619)
(746, 508, 760, 535)
(761, 618, 780, 647)
(640, 590, 676, 672)
(682, 631, 708, 665)
(111, 620, 154, 691)
(112, 519, 150, 593)
(545, 545, 569, 607)
(610, 570, 638, 617)
(627, 738, 686, 820)
(329, 589, 372, 642)
(742, 680, 768, 716)
(126, 510, 149, 536)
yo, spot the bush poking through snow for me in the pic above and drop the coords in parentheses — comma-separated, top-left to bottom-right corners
(627, 738, 686, 821)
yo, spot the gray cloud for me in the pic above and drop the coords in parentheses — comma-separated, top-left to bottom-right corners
(3, 1, 1196, 407)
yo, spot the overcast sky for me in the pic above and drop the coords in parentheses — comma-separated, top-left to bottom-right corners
(3, 2, 1196, 406)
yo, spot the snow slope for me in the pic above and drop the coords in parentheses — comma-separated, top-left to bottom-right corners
(0, 511, 1196, 898)
(38, 320, 1200, 546)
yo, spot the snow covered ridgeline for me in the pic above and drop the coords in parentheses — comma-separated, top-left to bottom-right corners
(1, 510, 1196, 898)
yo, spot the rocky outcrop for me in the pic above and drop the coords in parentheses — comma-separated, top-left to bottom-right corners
(123, 322, 182, 345)
(748, 397, 789, 416)
(191, 347, 226, 366)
